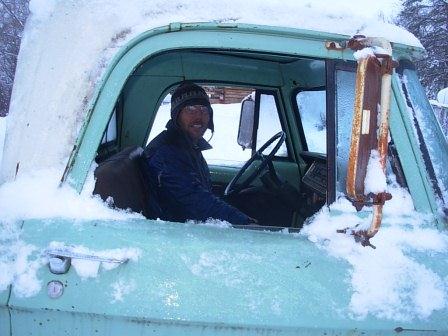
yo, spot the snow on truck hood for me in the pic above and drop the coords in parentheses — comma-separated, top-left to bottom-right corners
(0, 0, 421, 181)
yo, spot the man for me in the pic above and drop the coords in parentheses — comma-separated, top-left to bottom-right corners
(144, 81, 253, 225)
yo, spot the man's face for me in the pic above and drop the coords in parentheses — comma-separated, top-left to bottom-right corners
(178, 105, 210, 142)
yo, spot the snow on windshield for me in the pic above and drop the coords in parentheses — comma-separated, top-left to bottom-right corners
(0, 0, 421, 181)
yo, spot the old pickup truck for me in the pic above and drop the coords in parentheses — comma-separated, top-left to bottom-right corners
(0, 2, 447, 335)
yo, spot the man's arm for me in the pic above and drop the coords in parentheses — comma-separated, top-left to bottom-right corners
(147, 147, 250, 225)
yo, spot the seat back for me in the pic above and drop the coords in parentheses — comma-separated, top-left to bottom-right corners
(93, 146, 160, 219)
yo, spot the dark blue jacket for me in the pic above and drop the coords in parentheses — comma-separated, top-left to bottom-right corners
(144, 121, 250, 225)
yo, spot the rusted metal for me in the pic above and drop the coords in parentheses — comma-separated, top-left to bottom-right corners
(342, 37, 396, 246)
(346, 55, 381, 205)
(346, 35, 367, 51)
(325, 41, 346, 50)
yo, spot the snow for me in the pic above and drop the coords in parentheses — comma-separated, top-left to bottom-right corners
(353, 47, 376, 61)
(0, 0, 447, 325)
(111, 279, 136, 303)
(437, 87, 448, 105)
(0, 117, 5, 168)
(0, 220, 47, 298)
(47, 241, 141, 279)
(301, 187, 448, 320)
(364, 150, 387, 195)
(0, 231, 142, 298)
(28, 0, 56, 22)
(0, 0, 422, 182)
(0, 165, 143, 223)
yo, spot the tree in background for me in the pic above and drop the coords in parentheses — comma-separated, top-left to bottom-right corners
(0, 0, 29, 117)
(396, 0, 448, 99)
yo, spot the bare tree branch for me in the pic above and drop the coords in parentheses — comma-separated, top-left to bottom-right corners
(0, 0, 24, 28)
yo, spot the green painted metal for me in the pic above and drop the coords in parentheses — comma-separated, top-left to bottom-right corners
(390, 75, 439, 215)
(121, 51, 288, 149)
(65, 23, 423, 192)
(8, 219, 448, 335)
(0, 296, 10, 336)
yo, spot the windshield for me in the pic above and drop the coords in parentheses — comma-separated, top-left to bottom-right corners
(397, 64, 448, 214)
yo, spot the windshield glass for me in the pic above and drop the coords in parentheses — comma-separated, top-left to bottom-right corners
(397, 66, 448, 212)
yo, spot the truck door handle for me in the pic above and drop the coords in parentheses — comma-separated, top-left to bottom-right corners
(45, 247, 129, 274)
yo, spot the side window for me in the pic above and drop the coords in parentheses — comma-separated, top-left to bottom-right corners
(147, 85, 253, 166)
(256, 93, 288, 157)
(296, 90, 326, 153)
(335, 70, 357, 194)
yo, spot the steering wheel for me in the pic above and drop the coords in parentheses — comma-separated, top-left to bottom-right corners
(224, 131, 286, 196)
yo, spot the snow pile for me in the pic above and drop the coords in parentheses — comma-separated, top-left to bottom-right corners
(1, 0, 421, 181)
(0, 222, 45, 298)
(353, 47, 376, 61)
(28, 0, 56, 22)
(302, 186, 448, 321)
(364, 149, 387, 194)
(0, 165, 143, 223)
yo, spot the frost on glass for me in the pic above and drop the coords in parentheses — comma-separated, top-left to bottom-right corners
(296, 90, 326, 153)
(400, 69, 448, 209)
(335, 70, 356, 193)
(256, 94, 288, 157)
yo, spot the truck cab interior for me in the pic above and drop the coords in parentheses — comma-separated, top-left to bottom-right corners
(94, 49, 335, 229)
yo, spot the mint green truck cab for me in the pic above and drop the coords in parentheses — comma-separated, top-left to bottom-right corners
(1, 20, 448, 335)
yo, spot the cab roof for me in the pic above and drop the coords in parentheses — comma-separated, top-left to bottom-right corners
(1, 0, 423, 181)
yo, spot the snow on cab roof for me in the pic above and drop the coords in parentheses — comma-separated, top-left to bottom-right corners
(0, 0, 421, 182)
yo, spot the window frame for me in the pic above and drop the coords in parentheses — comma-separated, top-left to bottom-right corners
(252, 88, 293, 162)
(291, 85, 327, 153)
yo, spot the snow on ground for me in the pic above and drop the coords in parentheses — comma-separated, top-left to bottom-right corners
(0, 0, 422, 182)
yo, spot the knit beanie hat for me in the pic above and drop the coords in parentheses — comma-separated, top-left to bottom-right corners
(171, 81, 214, 132)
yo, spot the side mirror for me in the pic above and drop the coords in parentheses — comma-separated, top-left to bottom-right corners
(341, 36, 395, 247)
(237, 95, 256, 150)
(346, 54, 382, 204)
